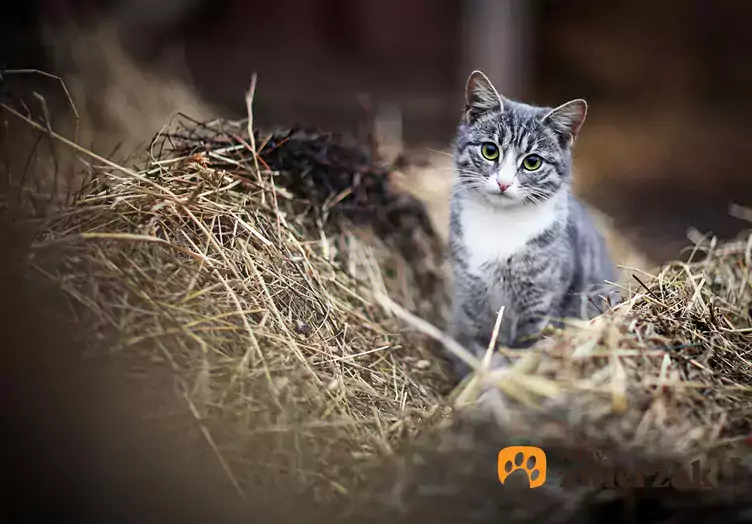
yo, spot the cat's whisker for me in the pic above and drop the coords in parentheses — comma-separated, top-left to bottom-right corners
(456, 169, 484, 177)
(455, 185, 485, 195)
(424, 148, 454, 158)
(456, 177, 485, 186)
(523, 188, 553, 204)
(456, 177, 486, 185)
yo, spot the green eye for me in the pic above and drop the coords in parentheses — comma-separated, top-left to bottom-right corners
(480, 143, 500, 161)
(522, 154, 543, 171)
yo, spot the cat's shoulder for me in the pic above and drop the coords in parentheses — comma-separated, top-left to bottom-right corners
(565, 193, 611, 247)
(566, 193, 597, 226)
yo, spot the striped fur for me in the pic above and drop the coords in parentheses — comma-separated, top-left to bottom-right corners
(447, 71, 617, 377)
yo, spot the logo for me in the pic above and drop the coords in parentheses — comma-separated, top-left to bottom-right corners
(497, 446, 746, 491)
(498, 446, 547, 488)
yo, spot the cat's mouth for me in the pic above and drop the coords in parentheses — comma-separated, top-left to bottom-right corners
(484, 191, 522, 208)
(490, 186, 521, 202)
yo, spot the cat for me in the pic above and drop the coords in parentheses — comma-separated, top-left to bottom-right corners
(447, 70, 618, 378)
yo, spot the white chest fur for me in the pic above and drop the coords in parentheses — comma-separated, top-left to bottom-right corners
(458, 195, 561, 276)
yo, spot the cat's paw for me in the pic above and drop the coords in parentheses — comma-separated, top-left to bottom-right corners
(603, 288, 623, 310)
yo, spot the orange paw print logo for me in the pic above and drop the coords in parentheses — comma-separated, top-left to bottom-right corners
(498, 446, 547, 488)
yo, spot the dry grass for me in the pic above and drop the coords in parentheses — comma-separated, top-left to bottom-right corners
(23, 111, 454, 502)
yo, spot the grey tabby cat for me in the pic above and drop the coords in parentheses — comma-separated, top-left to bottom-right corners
(447, 70, 617, 377)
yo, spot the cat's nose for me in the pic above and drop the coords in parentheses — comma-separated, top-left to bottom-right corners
(498, 182, 511, 192)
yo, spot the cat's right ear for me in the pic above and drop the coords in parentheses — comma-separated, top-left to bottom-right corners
(464, 70, 503, 124)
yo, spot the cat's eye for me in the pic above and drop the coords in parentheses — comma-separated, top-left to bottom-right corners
(480, 143, 500, 161)
(522, 154, 543, 171)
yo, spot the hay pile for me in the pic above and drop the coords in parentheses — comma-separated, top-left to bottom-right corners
(29, 114, 453, 501)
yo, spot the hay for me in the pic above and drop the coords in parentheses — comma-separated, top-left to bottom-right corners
(27, 113, 453, 502)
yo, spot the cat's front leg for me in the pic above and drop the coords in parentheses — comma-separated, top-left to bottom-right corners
(447, 269, 491, 370)
(510, 291, 556, 348)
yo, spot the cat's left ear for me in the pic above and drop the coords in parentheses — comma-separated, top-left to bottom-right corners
(541, 99, 587, 145)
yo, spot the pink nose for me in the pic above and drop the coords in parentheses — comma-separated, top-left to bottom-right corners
(498, 182, 511, 192)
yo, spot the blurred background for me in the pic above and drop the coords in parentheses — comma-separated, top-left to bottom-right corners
(3, 0, 752, 265)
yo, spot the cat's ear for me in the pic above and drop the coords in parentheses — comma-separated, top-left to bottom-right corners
(541, 99, 587, 144)
(464, 70, 503, 124)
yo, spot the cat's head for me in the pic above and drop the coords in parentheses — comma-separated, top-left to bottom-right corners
(454, 70, 587, 209)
